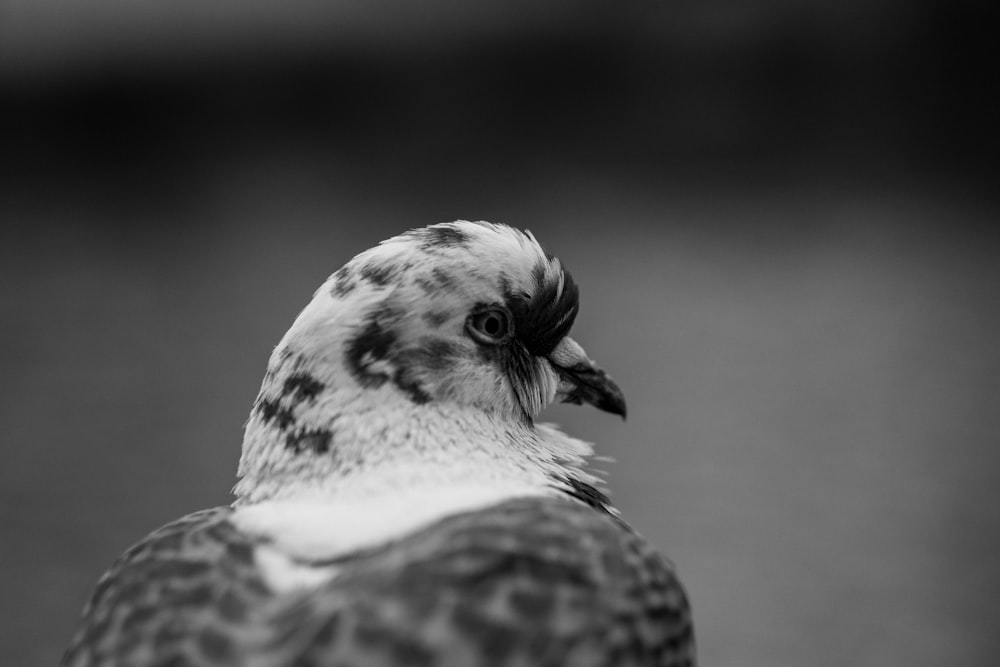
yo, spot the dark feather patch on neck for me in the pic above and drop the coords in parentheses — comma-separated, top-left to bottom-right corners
(507, 263, 579, 357)
(551, 474, 613, 513)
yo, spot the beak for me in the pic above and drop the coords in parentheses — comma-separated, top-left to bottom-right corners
(547, 337, 627, 419)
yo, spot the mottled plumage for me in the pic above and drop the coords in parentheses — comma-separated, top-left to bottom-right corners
(64, 499, 693, 667)
(63, 221, 695, 666)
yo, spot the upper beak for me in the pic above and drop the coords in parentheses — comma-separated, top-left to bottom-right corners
(547, 337, 627, 419)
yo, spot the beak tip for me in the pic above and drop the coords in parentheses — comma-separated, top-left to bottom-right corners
(569, 370, 627, 420)
(549, 344, 628, 421)
(604, 391, 627, 421)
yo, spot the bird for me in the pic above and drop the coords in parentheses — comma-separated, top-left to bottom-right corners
(62, 220, 696, 667)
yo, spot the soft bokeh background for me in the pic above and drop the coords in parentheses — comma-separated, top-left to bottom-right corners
(2, 2, 998, 665)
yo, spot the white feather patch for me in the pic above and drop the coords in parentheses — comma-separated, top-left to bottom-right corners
(235, 482, 551, 588)
(253, 545, 339, 593)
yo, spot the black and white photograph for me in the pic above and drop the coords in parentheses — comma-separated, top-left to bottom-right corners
(2, 2, 998, 666)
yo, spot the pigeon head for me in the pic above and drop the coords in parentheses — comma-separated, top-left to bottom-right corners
(280, 220, 622, 421)
(235, 221, 624, 503)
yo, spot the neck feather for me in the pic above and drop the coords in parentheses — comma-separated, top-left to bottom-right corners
(233, 348, 597, 506)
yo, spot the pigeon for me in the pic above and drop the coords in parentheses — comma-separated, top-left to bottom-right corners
(62, 221, 696, 667)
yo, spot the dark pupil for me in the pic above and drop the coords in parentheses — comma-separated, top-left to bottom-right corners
(483, 314, 501, 335)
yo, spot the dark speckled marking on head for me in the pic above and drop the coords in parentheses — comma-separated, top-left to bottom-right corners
(414, 267, 459, 296)
(344, 316, 397, 389)
(398, 337, 460, 375)
(430, 267, 456, 290)
(331, 266, 356, 297)
(392, 367, 432, 404)
(255, 398, 296, 430)
(422, 309, 452, 328)
(414, 276, 435, 295)
(417, 224, 471, 250)
(285, 429, 333, 455)
(359, 262, 395, 287)
(344, 307, 439, 405)
(422, 338, 460, 370)
(282, 372, 325, 402)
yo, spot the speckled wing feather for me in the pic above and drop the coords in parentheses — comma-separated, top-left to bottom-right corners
(260, 496, 695, 667)
(61, 508, 275, 667)
(64, 498, 694, 667)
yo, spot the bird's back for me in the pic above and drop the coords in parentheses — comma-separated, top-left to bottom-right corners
(63, 497, 695, 667)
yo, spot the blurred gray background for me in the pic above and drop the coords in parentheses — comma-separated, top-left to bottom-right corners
(2, 1, 999, 665)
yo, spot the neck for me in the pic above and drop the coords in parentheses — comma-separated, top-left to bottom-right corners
(233, 348, 597, 507)
(230, 346, 609, 576)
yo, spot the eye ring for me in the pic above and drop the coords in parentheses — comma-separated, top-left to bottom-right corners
(466, 307, 513, 344)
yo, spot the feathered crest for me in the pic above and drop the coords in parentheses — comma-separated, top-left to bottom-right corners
(507, 260, 579, 358)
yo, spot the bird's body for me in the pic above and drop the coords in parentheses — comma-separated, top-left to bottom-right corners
(63, 221, 695, 666)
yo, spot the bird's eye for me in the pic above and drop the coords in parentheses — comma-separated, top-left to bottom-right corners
(467, 308, 512, 343)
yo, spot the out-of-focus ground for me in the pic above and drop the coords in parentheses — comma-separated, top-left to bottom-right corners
(2, 2, 998, 666)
